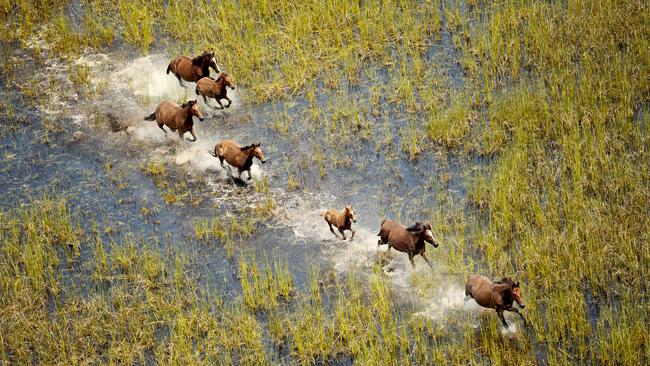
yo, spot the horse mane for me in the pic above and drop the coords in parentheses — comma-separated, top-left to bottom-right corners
(495, 277, 517, 287)
(406, 222, 422, 232)
(181, 101, 194, 108)
(240, 144, 255, 151)
(192, 53, 209, 66)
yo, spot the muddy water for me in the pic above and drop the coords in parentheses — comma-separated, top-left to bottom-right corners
(1, 42, 488, 323)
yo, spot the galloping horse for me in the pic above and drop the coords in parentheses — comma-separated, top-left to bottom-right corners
(321, 205, 357, 240)
(195, 72, 235, 109)
(209, 140, 267, 180)
(144, 100, 204, 142)
(465, 275, 526, 327)
(377, 220, 439, 270)
(167, 50, 220, 87)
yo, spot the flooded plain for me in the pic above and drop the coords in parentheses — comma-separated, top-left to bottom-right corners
(1, 1, 648, 364)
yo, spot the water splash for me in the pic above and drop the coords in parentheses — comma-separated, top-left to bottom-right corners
(48, 49, 466, 323)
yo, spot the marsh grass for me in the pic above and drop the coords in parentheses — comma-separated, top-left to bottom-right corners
(1, 0, 649, 364)
(0, 198, 474, 364)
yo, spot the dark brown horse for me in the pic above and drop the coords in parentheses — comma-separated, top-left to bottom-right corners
(209, 140, 267, 180)
(167, 50, 220, 87)
(321, 205, 357, 240)
(144, 100, 204, 141)
(465, 275, 526, 327)
(377, 220, 439, 270)
(195, 72, 235, 109)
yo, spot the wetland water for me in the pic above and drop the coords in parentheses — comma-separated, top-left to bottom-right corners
(3, 1, 648, 364)
(1, 47, 476, 314)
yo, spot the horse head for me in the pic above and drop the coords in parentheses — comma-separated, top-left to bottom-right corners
(183, 100, 204, 121)
(216, 72, 235, 90)
(345, 205, 357, 223)
(406, 221, 439, 247)
(252, 142, 266, 164)
(510, 281, 525, 308)
(201, 49, 220, 72)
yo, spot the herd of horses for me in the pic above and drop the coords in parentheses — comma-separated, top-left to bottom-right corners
(144, 50, 526, 328)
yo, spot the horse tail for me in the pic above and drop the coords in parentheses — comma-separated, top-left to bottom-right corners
(144, 112, 156, 121)
(207, 148, 217, 158)
(166, 60, 173, 75)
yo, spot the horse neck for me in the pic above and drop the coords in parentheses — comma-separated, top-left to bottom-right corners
(491, 283, 512, 306)
(215, 77, 228, 93)
(179, 105, 193, 122)
(410, 231, 426, 246)
(241, 147, 256, 165)
(339, 212, 351, 226)
(200, 64, 210, 77)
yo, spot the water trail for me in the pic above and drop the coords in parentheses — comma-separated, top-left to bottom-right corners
(460, 298, 522, 334)
(111, 54, 184, 103)
(83, 54, 255, 183)
(71, 51, 468, 321)
(284, 195, 469, 318)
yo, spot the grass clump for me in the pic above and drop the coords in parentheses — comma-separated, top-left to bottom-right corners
(426, 93, 474, 148)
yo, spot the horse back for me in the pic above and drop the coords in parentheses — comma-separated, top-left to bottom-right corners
(381, 220, 414, 252)
(155, 100, 179, 125)
(196, 77, 215, 96)
(465, 275, 496, 307)
(322, 209, 336, 225)
(378, 219, 396, 243)
(170, 56, 201, 81)
(216, 140, 244, 166)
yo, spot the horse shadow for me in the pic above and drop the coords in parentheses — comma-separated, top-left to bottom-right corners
(225, 175, 249, 187)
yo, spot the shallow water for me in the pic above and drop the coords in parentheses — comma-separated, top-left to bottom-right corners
(5, 47, 480, 310)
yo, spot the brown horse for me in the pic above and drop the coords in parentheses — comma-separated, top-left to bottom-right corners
(166, 50, 220, 87)
(377, 220, 439, 270)
(144, 100, 204, 142)
(209, 140, 267, 180)
(321, 205, 357, 240)
(195, 72, 235, 109)
(465, 275, 526, 327)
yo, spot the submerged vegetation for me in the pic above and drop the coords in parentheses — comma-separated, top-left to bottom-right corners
(1, 0, 649, 364)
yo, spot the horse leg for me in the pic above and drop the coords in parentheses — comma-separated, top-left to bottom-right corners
(176, 75, 185, 88)
(178, 130, 184, 140)
(329, 223, 340, 239)
(225, 96, 232, 108)
(420, 251, 434, 271)
(158, 124, 167, 133)
(202, 94, 208, 104)
(247, 169, 253, 180)
(188, 128, 197, 142)
(338, 228, 346, 240)
(408, 253, 416, 268)
(350, 229, 355, 240)
(507, 306, 526, 325)
(215, 99, 225, 109)
(497, 309, 509, 327)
